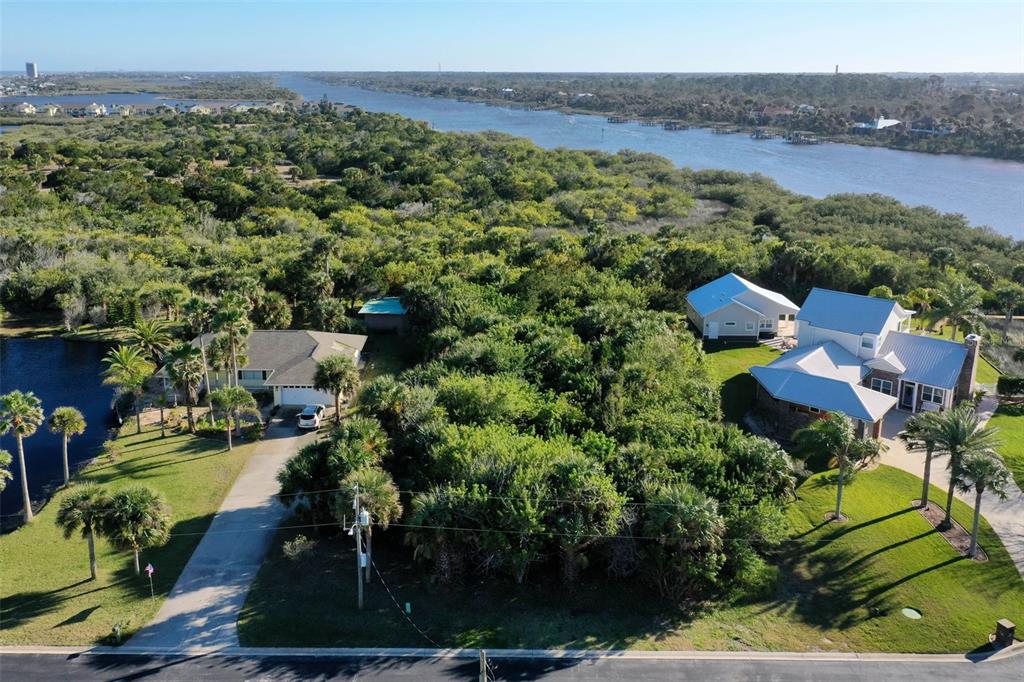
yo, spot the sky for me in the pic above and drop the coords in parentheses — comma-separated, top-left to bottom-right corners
(2, 1, 1022, 73)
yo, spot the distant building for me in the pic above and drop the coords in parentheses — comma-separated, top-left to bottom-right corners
(25, 62, 38, 79)
(43, 104, 61, 117)
(187, 104, 212, 115)
(84, 102, 107, 117)
(14, 102, 37, 115)
(852, 117, 901, 131)
(113, 104, 133, 117)
(358, 297, 409, 332)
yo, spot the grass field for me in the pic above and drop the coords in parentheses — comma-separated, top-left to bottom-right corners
(239, 465, 1024, 653)
(988, 404, 1024, 490)
(0, 426, 258, 645)
(702, 342, 781, 423)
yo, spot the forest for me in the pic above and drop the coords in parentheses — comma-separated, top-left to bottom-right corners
(318, 72, 1024, 160)
(1, 106, 1021, 599)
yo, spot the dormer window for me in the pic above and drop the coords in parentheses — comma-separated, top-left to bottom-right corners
(861, 337, 875, 350)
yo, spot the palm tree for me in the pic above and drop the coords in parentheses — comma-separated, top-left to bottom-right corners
(934, 278, 985, 342)
(955, 451, 1011, 558)
(905, 287, 937, 330)
(930, 404, 1002, 531)
(210, 386, 258, 450)
(183, 296, 216, 425)
(212, 293, 253, 388)
(55, 485, 111, 580)
(102, 345, 155, 435)
(49, 406, 86, 486)
(0, 449, 12, 492)
(128, 318, 173, 365)
(0, 390, 45, 523)
(101, 485, 172, 575)
(313, 354, 361, 424)
(166, 342, 204, 433)
(993, 281, 1024, 343)
(899, 412, 942, 509)
(793, 413, 885, 521)
(337, 467, 401, 581)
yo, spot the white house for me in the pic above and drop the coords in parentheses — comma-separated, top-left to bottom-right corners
(187, 105, 213, 115)
(84, 102, 107, 117)
(179, 329, 367, 407)
(751, 288, 980, 438)
(14, 102, 36, 114)
(686, 273, 800, 340)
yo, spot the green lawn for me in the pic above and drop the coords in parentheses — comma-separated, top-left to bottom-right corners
(0, 425, 258, 645)
(239, 465, 1023, 652)
(988, 404, 1024, 490)
(702, 342, 781, 422)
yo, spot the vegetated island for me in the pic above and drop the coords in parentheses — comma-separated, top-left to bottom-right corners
(0, 72, 298, 102)
(311, 71, 1024, 161)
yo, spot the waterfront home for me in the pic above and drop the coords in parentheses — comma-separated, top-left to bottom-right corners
(165, 330, 367, 407)
(686, 273, 800, 340)
(751, 288, 980, 438)
(43, 104, 60, 116)
(187, 104, 213, 115)
(84, 102, 107, 117)
(14, 102, 36, 114)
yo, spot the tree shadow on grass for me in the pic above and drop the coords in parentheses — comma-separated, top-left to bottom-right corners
(54, 605, 102, 627)
(720, 374, 756, 423)
(1, 577, 128, 631)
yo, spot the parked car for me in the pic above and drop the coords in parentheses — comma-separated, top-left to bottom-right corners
(297, 404, 326, 430)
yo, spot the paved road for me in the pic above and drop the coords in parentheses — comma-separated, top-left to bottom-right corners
(880, 395, 1024, 579)
(129, 419, 319, 648)
(2, 649, 1022, 681)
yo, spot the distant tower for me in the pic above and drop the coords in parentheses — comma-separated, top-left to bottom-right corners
(835, 64, 839, 75)
(25, 62, 38, 79)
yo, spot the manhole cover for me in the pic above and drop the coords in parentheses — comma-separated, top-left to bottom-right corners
(901, 608, 922, 620)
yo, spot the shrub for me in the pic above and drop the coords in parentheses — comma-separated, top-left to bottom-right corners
(282, 534, 317, 562)
(101, 440, 123, 462)
(997, 374, 1024, 403)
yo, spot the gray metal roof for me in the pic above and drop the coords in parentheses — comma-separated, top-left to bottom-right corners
(193, 330, 366, 387)
(796, 288, 910, 337)
(878, 332, 967, 389)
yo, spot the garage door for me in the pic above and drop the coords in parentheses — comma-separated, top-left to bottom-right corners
(280, 386, 335, 406)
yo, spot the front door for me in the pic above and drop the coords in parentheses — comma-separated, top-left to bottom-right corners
(707, 321, 719, 340)
(900, 382, 915, 411)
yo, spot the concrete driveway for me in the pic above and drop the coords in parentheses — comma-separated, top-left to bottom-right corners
(130, 416, 320, 648)
(879, 396, 1024, 580)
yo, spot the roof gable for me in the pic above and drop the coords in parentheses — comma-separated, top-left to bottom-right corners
(796, 288, 909, 336)
(878, 332, 967, 389)
(687, 273, 799, 318)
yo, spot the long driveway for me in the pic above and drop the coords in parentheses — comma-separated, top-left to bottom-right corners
(130, 418, 318, 648)
(880, 395, 1024, 579)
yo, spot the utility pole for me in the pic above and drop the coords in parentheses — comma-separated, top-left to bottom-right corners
(354, 483, 364, 610)
(479, 650, 488, 682)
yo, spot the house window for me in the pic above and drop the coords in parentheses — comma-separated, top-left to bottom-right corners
(724, 321, 736, 327)
(861, 337, 874, 349)
(921, 386, 945, 404)
(238, 370, 267, 381)
(808, 406, 821, 414)
(788, 314, 796, 321)
(870, 378, 893, 395)
(760, 320, 772, 329)
(745, 322, 755, 331)
(778, 314, 786, 321)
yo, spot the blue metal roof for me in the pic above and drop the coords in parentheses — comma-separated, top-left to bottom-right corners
(878, 332, 967, 389)
(358, 297, 407, 316)
(751, 365, 897, 423)
(687, 273, 799, 318)
(796, 288, 906, 337)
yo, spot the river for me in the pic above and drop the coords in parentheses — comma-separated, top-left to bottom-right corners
(0, 338, 115, 526)
(277, 74, 1024, 239)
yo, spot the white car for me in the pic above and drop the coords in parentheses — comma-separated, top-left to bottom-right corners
(297, 404, 326, 430)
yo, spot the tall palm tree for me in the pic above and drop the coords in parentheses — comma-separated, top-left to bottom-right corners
(930, 404, 1002, 531)
(993, 281, 1024, 343)
(55, 485, 111, 580)
(128, 318, 173, 365)
(101, 485, 172, 575)
(906, 287, 937, 330)
(0, 390, 45, 523)
(212, 294, 253, 388)
(183, 296, 216, 425)
(935, 278, 985, 342)
(313, 354, 361, 424)
(49, 406, 86, 486)
(899, 412, 942, 509)
(102, 345, 155, 435)
(210, 386, 258, 450)
(794, 413, 885, 521)
(166, 342, 204, 433)
(955, 451, 1011, 558)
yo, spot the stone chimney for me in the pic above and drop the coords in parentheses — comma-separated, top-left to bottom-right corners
(957, 334, 982, 400)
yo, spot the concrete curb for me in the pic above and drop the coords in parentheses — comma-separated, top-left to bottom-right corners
(2, 641, 1022, 663)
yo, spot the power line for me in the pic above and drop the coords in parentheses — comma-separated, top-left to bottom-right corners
(370, 558, 445, 650)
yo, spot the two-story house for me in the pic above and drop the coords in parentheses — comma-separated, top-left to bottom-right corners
(751, 288, 980, 438)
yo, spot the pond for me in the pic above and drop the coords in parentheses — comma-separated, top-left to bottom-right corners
(0, 338, 115, 526)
